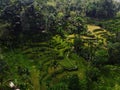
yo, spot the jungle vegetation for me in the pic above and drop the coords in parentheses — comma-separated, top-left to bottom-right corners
(0, 0, 120, 90)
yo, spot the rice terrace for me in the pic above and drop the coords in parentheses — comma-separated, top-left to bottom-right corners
(0, 0, 120, 90)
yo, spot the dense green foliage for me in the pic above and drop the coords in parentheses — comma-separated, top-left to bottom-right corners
(0, 0, 120, 90)
(86, 0, 120, 18)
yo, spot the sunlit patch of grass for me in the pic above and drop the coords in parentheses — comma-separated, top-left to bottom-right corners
(87, 25, 101, 32)
(47, 1, 56, 6)
(87, 24, 114, 46)
(67, 24, 114, 47)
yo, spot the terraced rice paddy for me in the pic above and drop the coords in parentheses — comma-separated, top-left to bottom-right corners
(16, 25, 115, 89)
